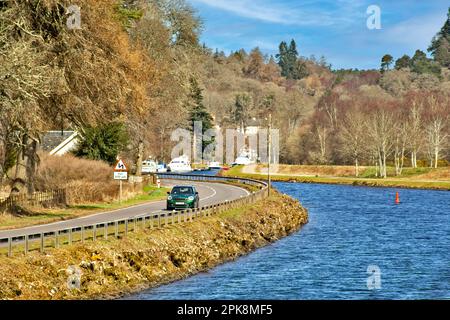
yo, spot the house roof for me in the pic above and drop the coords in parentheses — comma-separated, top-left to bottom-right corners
(41, 131, 76, 152)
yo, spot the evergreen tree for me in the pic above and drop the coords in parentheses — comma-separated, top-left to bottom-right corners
(74, 122, 128, 165)
(428, 7, 450, 67)
(380, 54, 394, 72)
(394, 55, 411, 70)
(276, 39, 308, 80)
(276, 41, 290, 78)
(288, 39, 299, 59)
(233, 93, 252, 131)
(186, 77, 214, 151)
(411, 50, 441, 75)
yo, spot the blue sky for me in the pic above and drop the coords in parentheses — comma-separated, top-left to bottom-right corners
(187, 0, 449, 70)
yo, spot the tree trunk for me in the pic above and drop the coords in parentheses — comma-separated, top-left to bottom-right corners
(135, 140, 144, 176)
(375, 156, 379, 178)
(399, 148, 405, 175)
(10, 134, 39, 196)
(434, 148, 439, 169)
(411, 151, 417, 168)
(11, 135, 29, 196)
(355, 158, 359, 177)
(382, 151, 387, 178)
(26, 139, 39, 195)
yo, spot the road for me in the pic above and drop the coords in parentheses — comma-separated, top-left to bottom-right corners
(0, 180, 250, 239)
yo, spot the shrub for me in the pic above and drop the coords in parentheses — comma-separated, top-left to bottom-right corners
(35, 153, 142, 204)
(74, 122, 128, 165)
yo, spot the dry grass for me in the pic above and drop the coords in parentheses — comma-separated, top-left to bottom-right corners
(36, 154, 142, 205)
(413, 167, 450, 181)
(254, 164, 363, 177)
(225, 165, 450, 191)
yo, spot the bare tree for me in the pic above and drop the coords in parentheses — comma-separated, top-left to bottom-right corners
(340, 110, 367, 176)
(366, 108, 395, 178)
(425, 96, 448, 168)
(311, 125, 329, 165)
(393, 119, 408, 176)
(407, 100, 424, 168)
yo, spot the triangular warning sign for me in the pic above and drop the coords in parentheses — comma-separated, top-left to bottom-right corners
(114, 159, 127, 171)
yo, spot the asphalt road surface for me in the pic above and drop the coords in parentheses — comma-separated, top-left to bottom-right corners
(0, 180, 250, 239)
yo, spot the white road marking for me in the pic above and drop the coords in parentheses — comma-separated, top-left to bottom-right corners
(0, 180, 251, 235)
(200, 185, 217, 201)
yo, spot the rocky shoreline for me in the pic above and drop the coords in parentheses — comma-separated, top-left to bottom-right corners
(0, 191, 308, 300)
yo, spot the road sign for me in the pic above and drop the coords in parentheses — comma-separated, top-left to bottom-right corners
(114, 159, 127, 172)
(114, 171, 128, 180)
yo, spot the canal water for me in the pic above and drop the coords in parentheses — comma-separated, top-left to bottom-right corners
(127, 182, 450, 300)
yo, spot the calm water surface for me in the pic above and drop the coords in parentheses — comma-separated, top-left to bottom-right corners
(127, 183, 450, 300)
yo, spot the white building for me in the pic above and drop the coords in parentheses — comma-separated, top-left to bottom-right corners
(41, 131, 79, 156)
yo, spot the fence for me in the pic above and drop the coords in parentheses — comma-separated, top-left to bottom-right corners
(0, 175, 268, 257)
(0, 189, 67, 212)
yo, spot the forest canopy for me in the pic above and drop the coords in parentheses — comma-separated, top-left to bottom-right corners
(0, 1, 449, 195)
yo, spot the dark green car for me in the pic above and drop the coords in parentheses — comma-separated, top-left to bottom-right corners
(166, 185, 200, 210)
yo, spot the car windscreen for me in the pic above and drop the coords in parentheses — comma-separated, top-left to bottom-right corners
(171, 187, 194, 195)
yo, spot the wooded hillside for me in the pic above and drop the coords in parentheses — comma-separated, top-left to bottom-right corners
(1, 1, 449, 196)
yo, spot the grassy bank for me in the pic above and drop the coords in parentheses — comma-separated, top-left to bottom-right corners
(222, 165, 450, 191)
(0, 191, 308, 300)
(0, 185, 169, 230)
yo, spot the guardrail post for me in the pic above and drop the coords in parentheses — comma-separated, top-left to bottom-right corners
(69, 229, 72, 245)
(125, 220, 128, 235)
(115, 221, 119, 238)
(8, 237, 12, 257)
(104, 223, 108, 240)
(134, 218, 137, 231)
(158, 214, 161, 228)
(25, 235, 29, 254)
(165, 213, 169, 226)
(55, 231, 59, 248)
(81, 226, 85, 243)
(93, 225, 97, 241)
(40, 233, 44, 253)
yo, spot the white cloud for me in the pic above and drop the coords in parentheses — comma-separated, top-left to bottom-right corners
(190, 0, 363, 27)
(379, 12, 447, 49)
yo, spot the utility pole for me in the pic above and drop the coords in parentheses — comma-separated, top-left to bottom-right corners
(268, 113, 272, 197)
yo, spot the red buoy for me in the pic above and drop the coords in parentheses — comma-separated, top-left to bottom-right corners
(395, 192, 400, 204)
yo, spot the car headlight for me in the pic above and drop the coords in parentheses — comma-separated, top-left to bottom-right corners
(167, 195, 172, 200)
(188, 196, 194, 201)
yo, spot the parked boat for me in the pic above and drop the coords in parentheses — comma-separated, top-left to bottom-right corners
(233, 148, 257, 166)
(142, 160, 158, 173)
(167, 155, 192, 173)
(208, 161, 222, 169)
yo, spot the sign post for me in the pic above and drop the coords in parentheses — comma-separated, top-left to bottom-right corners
(114, 159, 128, 204)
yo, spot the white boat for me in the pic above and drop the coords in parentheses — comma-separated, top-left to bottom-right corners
(208, 161, 222, 169)
(233, 148, 257, 166)
(156, 163, 168, 173)
(142, 160, 157, 173)
(233, 155, 252, 166)
(168, 155, 192, 173)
